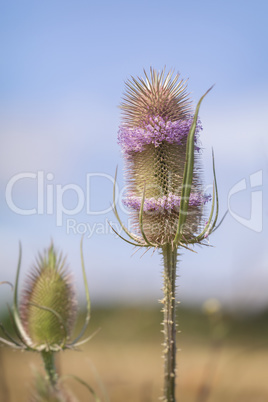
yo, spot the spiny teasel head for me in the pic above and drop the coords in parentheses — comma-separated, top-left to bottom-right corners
(20, 244, 77, 350)
(0, 240, 91, 353)
(121, 67, 192, 127)
(117, 68, 212, 246)
(0, 241, 94, 394)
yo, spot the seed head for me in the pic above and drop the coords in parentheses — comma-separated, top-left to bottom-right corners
(20, 244, 77, 349)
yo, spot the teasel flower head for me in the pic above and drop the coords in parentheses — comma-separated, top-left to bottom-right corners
(20, 244, 77, 350)
(0, 240, 92, 353)
(112, 68, 219, 249)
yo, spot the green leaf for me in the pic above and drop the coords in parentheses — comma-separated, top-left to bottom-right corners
(173, 86, 214, 246)
(13, 243, 33, 348)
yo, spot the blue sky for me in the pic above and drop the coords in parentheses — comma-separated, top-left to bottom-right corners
(0, 0, 268, 311)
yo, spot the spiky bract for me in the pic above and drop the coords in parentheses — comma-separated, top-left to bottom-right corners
(20, 245, 77, 349)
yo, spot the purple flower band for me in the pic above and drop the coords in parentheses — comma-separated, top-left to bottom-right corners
(118, 116, 202, 154)
(123, 192, 211, 212)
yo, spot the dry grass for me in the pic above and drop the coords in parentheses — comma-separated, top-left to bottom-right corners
(1, 306, 268, 401)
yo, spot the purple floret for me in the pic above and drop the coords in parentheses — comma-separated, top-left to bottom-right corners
(123, 192, 211, 212)
(118, 116, 202, 154)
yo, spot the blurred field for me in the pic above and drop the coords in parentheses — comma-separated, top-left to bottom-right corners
(1, 306, 268, 402)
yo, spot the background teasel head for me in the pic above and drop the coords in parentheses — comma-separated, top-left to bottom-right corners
(0, 240, 91, 353)
(116, 68, 216, 247)
(20, 244, 77, 349)
(0, 242, 98, 398)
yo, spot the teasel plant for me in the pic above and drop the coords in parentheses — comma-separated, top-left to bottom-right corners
(0, 240, 99, 401)
(111, 68, 223, 401)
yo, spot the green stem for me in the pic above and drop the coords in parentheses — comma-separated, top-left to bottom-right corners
(162, 244, 178, 402)
(41, 351, 58, 387)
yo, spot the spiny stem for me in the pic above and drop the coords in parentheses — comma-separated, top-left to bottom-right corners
(41, 351, 58, 387)
(162, 244, 178, 402)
